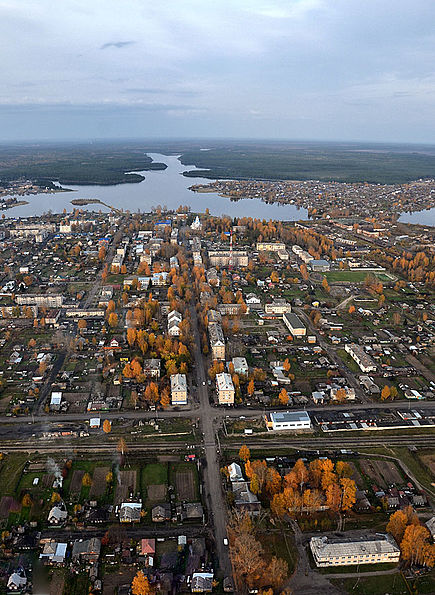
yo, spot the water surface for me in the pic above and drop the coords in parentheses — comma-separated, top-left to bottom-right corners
(4, 154, 308, 221)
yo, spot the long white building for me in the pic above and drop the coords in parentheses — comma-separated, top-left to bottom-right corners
(310, 534, 400, 567)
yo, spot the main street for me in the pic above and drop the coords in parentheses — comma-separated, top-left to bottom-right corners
(189, 302, 233, 580)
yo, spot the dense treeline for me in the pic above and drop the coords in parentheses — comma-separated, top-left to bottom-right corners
(0, 143, 166, 185)
(178, 143, 435, 184)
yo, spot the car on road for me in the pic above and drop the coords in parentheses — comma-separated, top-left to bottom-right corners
(203, 381, 206, 386)
(223, 538, 228, 546)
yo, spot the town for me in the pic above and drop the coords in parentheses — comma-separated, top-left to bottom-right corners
(190, 178, 435, 220)
(0, 205, 433, 595)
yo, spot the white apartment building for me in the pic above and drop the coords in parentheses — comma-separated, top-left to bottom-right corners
(216, 373, 235, 405)
(171, 373, 188, 405)
(310, 534, 400, 567)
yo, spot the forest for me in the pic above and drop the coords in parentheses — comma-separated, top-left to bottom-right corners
(0, 142, 166, 186)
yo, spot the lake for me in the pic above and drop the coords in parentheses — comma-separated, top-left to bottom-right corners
(3, 153, 308, 221)
(399, 208, 435, 227)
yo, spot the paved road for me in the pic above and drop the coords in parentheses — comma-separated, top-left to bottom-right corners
(189, 302, 233, 580)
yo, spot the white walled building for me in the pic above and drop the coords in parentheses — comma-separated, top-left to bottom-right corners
(310, 534, 400, 567)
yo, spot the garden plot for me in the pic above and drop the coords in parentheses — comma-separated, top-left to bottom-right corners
(147, 484, 166, 502)
(0, 496, 20, 519)
(70, 470, 85, 494)
(175, 469, 196, 501)
(90, 467, 110, 498)
(115, 470, 137, 504)
(360, 459, 402, 488)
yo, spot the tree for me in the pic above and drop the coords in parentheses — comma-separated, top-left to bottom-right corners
(103, 419, 112, 434)
(390, 386, 398, 400)
(381, 385, 391, 400)
(278, 388, 289, 405)
(239, 445, 250, 463)
(105, 471, 113, 484)
(28, 338, 36, 349)
(348, 305, 356, 314)
(82, 473, 92, 487)
(335, 461, 353, 478)
(160, 387, 170, 409)
(401, 524, 431, 566)
(22, 493, 32, 507)
(247, 379, 255, 397)
(108, 312, 118, 328)
(267, 556, 288, 589)
(322, 277, 330, 293)
(117, 437, 127, 456)
(131, 570, 152, 595)
(78, 319, 87, 331)
(283, 358, 291, 372)
(387, 509, 408, 544)
(340, 477, 356, 511)
(230, 533, 265, 589)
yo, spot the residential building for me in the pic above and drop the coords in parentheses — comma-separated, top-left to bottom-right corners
(206, 267, 220, 287)
(218, 303, 245, 316)
(310, 534, 400, 567)
(265, 410, 312, 431)
(310, 259, 331, 272)
(216, 372, 235, 405)
(119, 502, 142, 523)
(231, 357, 249, 376)
(168, 310, 182, 336)
(142, 359, 161, 379)
(16, 294, 63, 308)
(209, 322, 225, 360)
(208, 250, 249, 267)
(265, 299, 292, 315)
(283, 312, 306, 336)
(72, 538, 101, 565)
(256, 241, 286, 252)
(171, 373, 188, 405)
(345, 343, 377, 373)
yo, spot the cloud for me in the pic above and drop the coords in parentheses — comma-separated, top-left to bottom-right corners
(100, 41, 135, 50)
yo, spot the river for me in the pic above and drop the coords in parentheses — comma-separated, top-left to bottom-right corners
(3, 153, 308, 221)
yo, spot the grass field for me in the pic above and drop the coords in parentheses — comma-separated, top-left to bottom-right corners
(324, 270, 392, 283)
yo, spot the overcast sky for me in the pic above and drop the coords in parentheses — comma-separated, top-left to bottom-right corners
(1, 0, 434, 142)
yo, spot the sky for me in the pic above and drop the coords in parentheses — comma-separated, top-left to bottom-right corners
(1, 0, 435, 142)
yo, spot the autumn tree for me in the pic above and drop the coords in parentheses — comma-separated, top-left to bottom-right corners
(131, 571, 153, 595)
(278, 388, 289, 405)
(267, 556, 288, 589)
(108, 312, 118, 328)
(82, 473, 92, 487)
(239, 445, 250, 463)
(103, 419, 112, 434)
(247, 379, 255, 397)
(381, 385, 391, 400)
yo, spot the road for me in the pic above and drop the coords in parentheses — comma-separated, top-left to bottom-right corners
(189, 302, 233, 580)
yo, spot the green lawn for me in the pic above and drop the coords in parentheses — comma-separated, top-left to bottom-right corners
(331, 573, 407, 594)
(324, 270, 389, 283)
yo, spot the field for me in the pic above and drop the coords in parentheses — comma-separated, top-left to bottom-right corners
(90, 467, 110, 498)
(324, 270, 392, 283)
